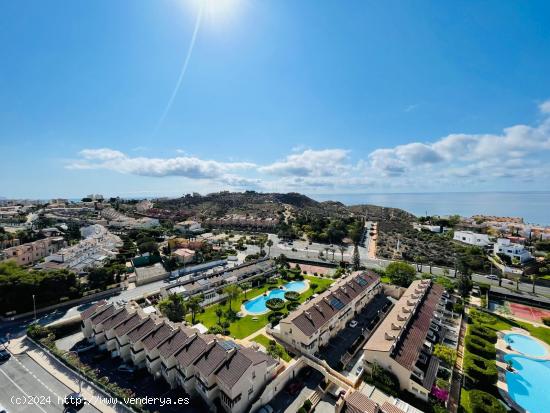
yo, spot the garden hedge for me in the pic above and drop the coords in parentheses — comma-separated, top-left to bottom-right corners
(463, 353, 498, 386)
(465, 335, 496, 359)
(284, 291, 300, 301)
(266, 298, 285, 311)
(469, 325, 497, 343)
(468, 390, 506, 413)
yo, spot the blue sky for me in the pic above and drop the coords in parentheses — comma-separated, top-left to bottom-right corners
(1, 0, 550, 199)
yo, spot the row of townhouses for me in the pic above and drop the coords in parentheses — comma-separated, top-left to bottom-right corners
(363, 279, 445, 400)
(81, 301, 278, 413)
(275, 271, 382, 355)
(0, 236, 66, 266)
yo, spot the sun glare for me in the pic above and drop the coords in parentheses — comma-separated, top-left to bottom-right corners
(183, 0, 243, 26)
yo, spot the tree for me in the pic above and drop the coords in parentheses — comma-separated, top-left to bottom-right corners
(215, 306, 223, 324)
(241, 282, 252, 299)
(188, 295, 203, 324)
(310, 283, 318, 293)
(267, 340, 284, 361)
(87, 267, 114, 290)
(266, 239, 273, 257)
(385, 262, 416, 287)
(338, 245, 346, 262)
(223, 284, 242, 312)
(434, 344, 457, 366)
(158, 293, 186, 322)
(352, 244, 361, 270)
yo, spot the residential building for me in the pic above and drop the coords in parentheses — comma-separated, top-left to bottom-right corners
(276, 272, 381, 355)
(81, 302, 279, 413)
(1, 236, 66, 266)
(173, 248, 196, 264)
(453, 230, 490, 246)
(363, 280, 445, 400)
(175, 220, 202, 234)
(493, 238, 532, 263)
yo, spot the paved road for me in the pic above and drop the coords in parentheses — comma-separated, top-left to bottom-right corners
(0, 353, 99, 413)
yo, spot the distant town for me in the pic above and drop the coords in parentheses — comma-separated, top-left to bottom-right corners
(1, 191, 550, 413)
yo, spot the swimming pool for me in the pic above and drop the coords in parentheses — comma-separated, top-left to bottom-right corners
(505, 354, 550, 413)
(504, 333, 548, 357)
(243, 280, 307, 315)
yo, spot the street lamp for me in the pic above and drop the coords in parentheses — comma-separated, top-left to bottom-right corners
(32, 294, 37, 321)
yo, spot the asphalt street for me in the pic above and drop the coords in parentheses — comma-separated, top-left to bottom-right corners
(0, 353, 99, 413)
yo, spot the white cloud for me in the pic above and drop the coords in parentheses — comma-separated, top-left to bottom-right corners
(540, 100, 550, 114)
(259, 149, 350, 177)
(68, 150, 255, 182)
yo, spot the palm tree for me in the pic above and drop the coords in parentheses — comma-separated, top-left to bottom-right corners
(266, 239, 273, 257)
(338, 245, 346, 262)
(188, 295, 203, 324)
(223, 284, 242, 312)
(531, 273, 537, 294)
(241, 282, 252, 299)
(215, 306, 223, 324)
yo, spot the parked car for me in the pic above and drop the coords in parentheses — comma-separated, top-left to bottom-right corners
(349, 320, 358, 328)
(0, 350, 11, 362)
(0, 403, 7, 413)
(258, 405, 274, 413)
(486, 275, 499, 281)
(286, 382, 304, 395)
(63, 392, 85, 412)
(356, 366, 364, 375)
(92, 352, 109, 362)
(117, 364, 136, 373)
(73, 342, 95, 354)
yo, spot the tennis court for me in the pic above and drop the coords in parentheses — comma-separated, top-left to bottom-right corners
(510, 302, 550, 323)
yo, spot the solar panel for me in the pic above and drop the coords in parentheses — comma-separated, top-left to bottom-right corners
(330, 297, 345, 310)
(356, 276, 368, 286)
(219, 340, 240, 351)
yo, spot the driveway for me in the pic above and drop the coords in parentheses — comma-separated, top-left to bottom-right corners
(318, 294, 391, 370)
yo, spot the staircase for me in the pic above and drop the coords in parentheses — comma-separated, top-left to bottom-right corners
(309, 387, 323, 407)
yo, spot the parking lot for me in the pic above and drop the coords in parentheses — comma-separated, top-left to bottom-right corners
(77, 347, 208, 413)
(318, 294, 392, 370)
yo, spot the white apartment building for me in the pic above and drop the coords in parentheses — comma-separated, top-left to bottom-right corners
(363, 280, 445, 400)
(81, 302, 279, 413)
(276, 272, 381, 355)
(493, 238, 532, 263)
(453, 230, 490, 246)
(175, 220, 202, 234)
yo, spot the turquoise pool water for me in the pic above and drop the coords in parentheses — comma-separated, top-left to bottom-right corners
(505, 354, 550, 413)
(504, 333, 547, 357)
(243, 281, 306, 314)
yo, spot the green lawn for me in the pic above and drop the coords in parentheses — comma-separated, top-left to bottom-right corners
(252, 334, 292, 362)
(189, 275, 334, 339)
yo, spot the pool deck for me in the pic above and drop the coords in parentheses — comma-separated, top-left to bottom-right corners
(240, 280, 310, 316)
(495, 328, 550, 413)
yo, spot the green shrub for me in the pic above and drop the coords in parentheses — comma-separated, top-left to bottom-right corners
(470, 325, 497, 343)
(287, 301, 300, 311)
(465, 335, 496, 359)
(266, 298, 285, 311)
(303, 399, 312, 411)
(268, 311, 285, 326)
(468, 390, 506, 413)
(284, 291, 300, 301)
(464, 353, 498, 386)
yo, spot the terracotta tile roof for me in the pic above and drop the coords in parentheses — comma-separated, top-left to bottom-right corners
(127, 317, 158, 344)
(194, 342, 232, 377)
(381, 402, 406, 413)
(175, 334, 215, 368)
(90, 304, 116, 326)
(393, 284, 444, 370)
(158, 327, 196, 359)
(290, 272, 379, 337)
(114, 313, 143, 336)
(141, 323, 175, 351)
(344, 391, 378, 413)
(81, 300, 108, 320)
(215, 347, 276, 389)
(101, 308, 130, 330)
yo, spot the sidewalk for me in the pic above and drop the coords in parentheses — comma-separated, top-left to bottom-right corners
(8, 336, 126, 413)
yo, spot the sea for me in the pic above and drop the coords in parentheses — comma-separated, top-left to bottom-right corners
(309, 192, 550, 226)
